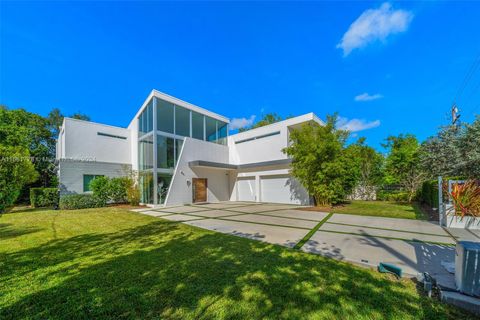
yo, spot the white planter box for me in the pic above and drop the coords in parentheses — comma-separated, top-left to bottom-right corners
(441, 204, 480, 229)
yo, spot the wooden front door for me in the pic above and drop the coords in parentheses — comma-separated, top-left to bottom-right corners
(193, 178, 207, 203)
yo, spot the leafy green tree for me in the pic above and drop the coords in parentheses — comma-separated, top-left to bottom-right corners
(0, 146, 38, 212)
(283, 114, 355, 205)
(239, 113, 283, 132)
(420, 117, 480, 179)
(0, 107, 56, 188)
(47, 108, 90, 137)
(344, 138, 384, 198)
(383, 134, 425, 202)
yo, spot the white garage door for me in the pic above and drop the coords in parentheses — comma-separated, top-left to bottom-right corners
(236, 177, 256, 202)
(260, 174, 303, 204)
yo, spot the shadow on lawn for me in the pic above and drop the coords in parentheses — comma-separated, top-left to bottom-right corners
(0, 223, 43, 240)
(0, 220, 469, 319)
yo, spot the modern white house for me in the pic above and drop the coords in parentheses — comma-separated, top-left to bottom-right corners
(56, 90, 323, 206)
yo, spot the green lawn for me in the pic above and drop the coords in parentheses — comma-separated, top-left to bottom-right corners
(328, 201, 427, 220)
(0, 207, 469, 319)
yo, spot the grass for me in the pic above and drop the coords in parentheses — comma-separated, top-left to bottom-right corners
(305, 200, 427, 220)
(0, 207, 472, 319)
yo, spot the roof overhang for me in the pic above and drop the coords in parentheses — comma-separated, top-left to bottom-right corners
(188, 158, 292, 171)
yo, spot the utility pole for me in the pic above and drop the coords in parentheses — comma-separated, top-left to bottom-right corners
(451, 103, 461, 126)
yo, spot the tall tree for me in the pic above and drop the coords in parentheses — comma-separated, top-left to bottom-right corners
(344, 138, 384, 199)
(383, 134, 425, 201)
(239, 113, 283, 132)
(283, 114, 355, 205)
(420, 117, 480, 179)
(47, 108, 91, 137)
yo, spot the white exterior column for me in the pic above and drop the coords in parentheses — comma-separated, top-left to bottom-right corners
(152, 98, 158, 205)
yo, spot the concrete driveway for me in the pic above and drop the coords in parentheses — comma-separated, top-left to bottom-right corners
(134, 201, 458, 286)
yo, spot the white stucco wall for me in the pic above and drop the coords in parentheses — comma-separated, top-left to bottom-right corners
(59, 160, 131, 195)
(165, 138, 231, 206)
(227, 112, 322, 165)
(60, 118, 131, 164)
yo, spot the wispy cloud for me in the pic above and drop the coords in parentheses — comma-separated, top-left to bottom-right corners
(337, 2, 413, 56)
(230, 115, 256, 130)
(354, 92, 383, 102)
(337, 117, 381, 132)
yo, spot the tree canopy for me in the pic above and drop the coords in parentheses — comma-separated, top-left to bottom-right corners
(239, 113, 283, 132)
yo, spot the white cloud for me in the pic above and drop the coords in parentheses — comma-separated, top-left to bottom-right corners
(229, 115, 256, 130)
(337, 117, 381, 132)
(354, 92, 383, 102)
(337, 2, 413, 56)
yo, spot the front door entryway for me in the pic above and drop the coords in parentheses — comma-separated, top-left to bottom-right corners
(193, 178, 207, 203)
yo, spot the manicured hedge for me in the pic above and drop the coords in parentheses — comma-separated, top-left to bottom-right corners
(419, 180, 439, 208)
(30, 188, 59, 208)
(59, 194, 105, 210)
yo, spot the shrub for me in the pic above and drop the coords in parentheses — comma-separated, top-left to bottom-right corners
(127, 180, 141, 206)
(89, 176, 110, 204)
(30, 187, 58, 208)
(377, 190, 409, 202)
(109, 177, 130, 203)
(59, 194, 104, 210)
(448, 180, 480, 217)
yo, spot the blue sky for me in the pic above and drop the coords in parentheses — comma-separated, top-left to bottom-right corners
(1, 1, 479, 150)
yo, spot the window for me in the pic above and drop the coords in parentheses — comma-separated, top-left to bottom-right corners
(235, 131, 280, 144)
(205, 116, 217, 142)
(83, 175, 103, 192)
(175, 105, 190, 137)
(138, 99, 153, 136)
(157, 135, 175, 169)
(156, 98, 174, 134)
(217, 121, 228, 145)
(175, 138, 184, 162)
(97, 132, 127, 140)
(191, 111, 204, 140)
(139, 136, 154, 170)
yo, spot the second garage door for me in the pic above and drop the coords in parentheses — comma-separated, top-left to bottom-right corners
(260, 174, 304, 204)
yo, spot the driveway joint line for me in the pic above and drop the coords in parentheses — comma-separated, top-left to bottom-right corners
(294, 213, 334, 250)
(325, 221, 452, 238)
(314, 229, 455, 246)
(214, 217, 311, 230)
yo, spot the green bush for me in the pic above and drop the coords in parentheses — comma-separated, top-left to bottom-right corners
(89, 176, 110, 204)
(419, 180, 439, 208)
(59, 194, 105, 210)
(377, 190, 409, 202)
(30, 187, 58, 208)
(109, 177, 130, 203)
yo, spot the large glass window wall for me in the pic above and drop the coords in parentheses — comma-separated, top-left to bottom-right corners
(137, 97, 228, 204)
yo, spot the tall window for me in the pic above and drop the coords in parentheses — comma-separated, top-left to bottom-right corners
(157, 135, 175, 169)
(217, 121, 228, 145)
(205, 116, 217, 142)
(192, 111, 204, 140)
(175, 105, 190, 137)
(156, 98, 174, 134)
(138, 100, 153, 136)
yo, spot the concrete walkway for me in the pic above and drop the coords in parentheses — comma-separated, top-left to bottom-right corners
(134, 202, 459, 285)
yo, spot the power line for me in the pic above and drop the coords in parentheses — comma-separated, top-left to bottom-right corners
(453, 52, 480, 104)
